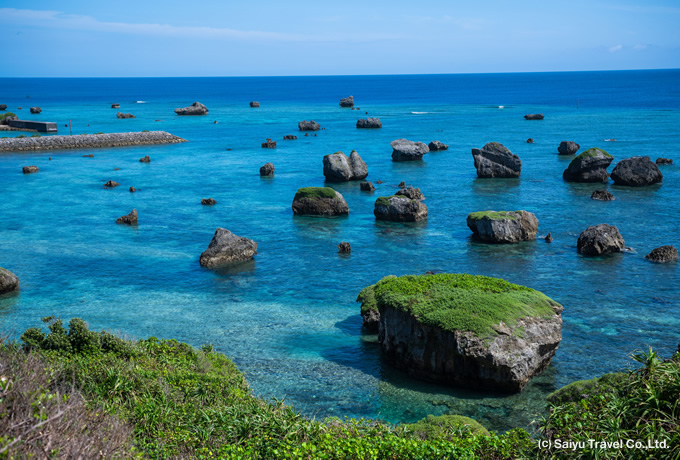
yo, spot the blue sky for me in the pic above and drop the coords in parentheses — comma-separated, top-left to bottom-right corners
(1, 0, 679, 77)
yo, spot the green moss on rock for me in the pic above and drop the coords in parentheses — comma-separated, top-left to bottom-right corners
(365, 273, 561, 338)
(467, 211, 522, 221)
(375, 195, 398, 207)
(569, 148, 612, 167)
(294, 187, 338, 200)
(0, 112, 17, 122)
(406, 414, 490, 438)
(547, 372, 627, 405)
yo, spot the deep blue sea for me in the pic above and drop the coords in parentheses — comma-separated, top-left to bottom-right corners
(1, 70, 679, 432)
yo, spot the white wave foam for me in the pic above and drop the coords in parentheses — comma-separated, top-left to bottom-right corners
(410, 111, 428, 114)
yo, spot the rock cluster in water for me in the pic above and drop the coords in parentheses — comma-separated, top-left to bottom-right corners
(471, 142, 521, 178)
(199, 228, 258, 268)
(0, 132, 187, 152)
(175, 102, 209, 115)
(323, 151, 368, 182)
(467, 211, 539, 243)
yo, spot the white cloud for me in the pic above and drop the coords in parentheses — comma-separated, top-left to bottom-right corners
(609, 44, 623, 52)
(633, 44, 648, 50)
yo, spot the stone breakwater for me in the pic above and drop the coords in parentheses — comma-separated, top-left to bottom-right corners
(0, 131, 187, 152)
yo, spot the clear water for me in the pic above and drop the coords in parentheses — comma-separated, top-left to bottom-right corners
(1, 70, 679, 432)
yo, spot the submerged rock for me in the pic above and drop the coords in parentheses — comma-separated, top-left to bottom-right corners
(116, 112, 136, 119)
(22, 166, 39, 174)
(0, 267, 19, 295)
(374, 195, 428, 222)
(577, 224, 625, 256)
(357, 273, 563, 392)
(174, 102, 209, 115)
(360, 181, 375, 192)
(391, 139, 429, 161)
(428, 140, 449, 151)
(591, 189, 615, 201)
(260, 162, 275, 176)
(356, 118, 382, 128)
(656, 158, 673, 165)
(339, 96, 355, 107)
(323, 151, 368, 182)
(562, 148, 613, 183)
(558, 141, 580, 155)
(338, 242, 351, 253)
(292, 187, 349, 216)
(545, 232, 553, 243)
(298, 120, 321, 131)
(467, 210, 538, 243)
(201, 198, 217, 205)
(645, 245, 678, 263)
(116, 209, 138, 225)
(524, 113, 544, 120)
(471, 142, 522, 178)
(199, 228, 257, 268)
(610, 156, 662, 186)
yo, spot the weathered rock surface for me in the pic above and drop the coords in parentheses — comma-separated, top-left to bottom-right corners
(199, 228, 257, 268)
(471, 142, 522, 178)
(526, 138, 534, 144)
(0, 104, 7, 111)
(374, 195, 428, 222)
(201, 198, 217, 205)
(111, 103, 120, 109)
(339, 96, 354, 107)
(562, 148, 613, 183)
(129, 186, 136, 193)
(0, 267, 19, 295)
(30, 107, 42, 114)
(356, 118, 382, 128)
(610, 156, 662, 186)
(360, 181, 375, 192)
(323, 151, 368, 182)
(545, 232, 553, 243)
(656, 158, 673, 165)
(338, 242, 351, 253)
(261, 138, 276, 149)
(558, 141, 580, 155)
(591, 189, 615, 201)
(467, 211, 538, 243)
(174, 102, 209, 115)
(139, 155, 150, 163)
(249, 101, 260, 108)
(260, 162, 275, 176)
(645, 245, 678, 263)
(116, 112, 135, 119)
(104, 180, 120, 188)
(577, 224, 625, 256)
(298, 120, 321, 131)
(292, 187, 349, 216)
(391, 139, 429, 161)
(524, 113, 544, 120)
(116, 209, 138, 225)
(283, 135, 297, 140)
(0, 132, 186, 152)
(22, 166, 39, 174)
(428, 140, 449, 151)
(395, 186, 425, 201)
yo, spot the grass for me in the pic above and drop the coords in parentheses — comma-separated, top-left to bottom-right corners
(467, 211, 521, 221)
(293, 187, 338, 200)
(375, 195, 399, 207)
(323, 151, 344, 158)
(570, 148, 612, 166)
(404, 415, 490, 438)
(359, 273, 561, 337)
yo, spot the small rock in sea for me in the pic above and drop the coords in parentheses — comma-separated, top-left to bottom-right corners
(360, 182, 375, 192)
(104, 180, 120, 188)
(558, 141, 580, 155)
(610, 156, 662, 187)
(527, 138, 534, 143)
(82, 154, 94, 158)
(577, 224, 625, 256)
(472, 142, 522, 178)
(338, 242, 351, 253)
(398, 181, 406, 188)
(111, 103, 120, 109)
(524, 113, 544, 120)
(467, 210, 539, 244)
(304, 133, 309, 137)
(116, 209, 138, 225)
(545, 232, 553, 243)
(22, 166, 39, 174)
(356, 118, 382, 128)
(283, 135, 297, 140)
(591, 190, 615, 201)
(199, 228, 258, 268)
(261, 138, 277, 149)
(376, 180, 383, 184)
(0, 267, 20, 295)
(314, 134, 317, 137)
(260, 162, 275, 176)
(214, 120, 218, 124)
(201, 198, 217, 205)
(174, 102, 209, 115)
(645, 245, 678, 263)
(396, 187, 425, 201)
(114, 168, 120, 171)
(250, 101, 260, 108)
(48, 158, 51, 161)
(656, 158, 673, 165)
(226, 148, 232, 151)
(391, 139, 429, 161)
(0, 104, 7, 111)
(116, 112, 136, 119)
(428, 140, 449, 151)
(30, 107, 42, 114)
(129, 186, 136, 193)
(17, 107, 22, 110)
(339, 96, 355, 107)
(365, 111, 368, 114)
(139, 155, 151, 163)
(298, 120, 321, 131)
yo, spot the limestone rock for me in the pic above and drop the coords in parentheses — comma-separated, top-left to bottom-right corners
(374, 195, 428, 222)
(323, 151, 368, 182)
(116, 112, 135, 119)
(139, 155, 150, 163)
(199, 228, 257, 268)
(356, 118, 382, 128)
(428, 140, 448, 151)
(339, 96, 354, 107)
(292, 187, 349, 217)
(174, 102, 209, 115)
(104, 180, 120, 188)
(545, 232, 553, 243)
(0, 104, 7, 111)
(129, 186, 136, 193)
(283, 135, 297, 140)
(261, 138, 276, 149)
(577, 224, 625, 256)
(645, 245, 678, 263)
(395, 187, 425, 201)
(111, 103, 120, 109)
(591, 190, 615, 201)
(338, 242, 351, 253)
(249, 101, 260, 108)
(30, 107, 42, 114)
(526, 138, 534, 144)
(22, 166, 39, 174)
(467, 211, 538, 243)
(391, 139, 429, 161)
(558, 141, 580, 155)
(298, 120, 321, 131)
(563, 148, 613, 183)
(0, 267, 19, 295)
(656, 158, 673, 165)
(201, 198, 217, 205)
(610, 156, 662, 186)
(116, 209, 138, 225)
(471, 142, 522, 178)
(524, 113, 544, 120)
(260, 162, 275, 176)
(360, 181, 375, 192)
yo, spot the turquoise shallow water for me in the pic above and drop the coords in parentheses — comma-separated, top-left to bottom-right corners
(1, 71, 679, 432)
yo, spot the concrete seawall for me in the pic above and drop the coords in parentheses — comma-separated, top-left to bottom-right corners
(0, 131, 187, 152)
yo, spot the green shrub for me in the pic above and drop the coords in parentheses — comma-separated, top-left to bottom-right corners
(30, 133, 42, 137)
(16, 134, 26, 138)
(404, 414, 490, 438)
(0, 112, 17, 121)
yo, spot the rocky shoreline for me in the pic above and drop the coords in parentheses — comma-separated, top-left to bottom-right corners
(0, 131, 187, 152)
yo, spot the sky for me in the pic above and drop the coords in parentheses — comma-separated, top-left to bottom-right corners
(1, 0, 679, 77)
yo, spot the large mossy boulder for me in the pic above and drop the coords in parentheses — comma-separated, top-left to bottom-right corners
(357, 273, 563, 392)
(467, 210, 538, 243)
(374, 195, 428, 222)
(292, 187, 349, 216)
(471, 142, 521, 178)
(577, 224, 625, 256)
(562, 148, 613, 183)
(0, 267, 19, 295)
(199, 228, 258, 268)
(610, 156, 663, 186)
(323, 151, 368, 182)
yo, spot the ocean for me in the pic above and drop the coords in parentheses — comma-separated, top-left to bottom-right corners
(1, 70, 679, 432)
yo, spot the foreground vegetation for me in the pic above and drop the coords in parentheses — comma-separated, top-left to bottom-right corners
(1, 317, 678, 459)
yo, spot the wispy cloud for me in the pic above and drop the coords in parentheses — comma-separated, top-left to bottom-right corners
(632, 44, 648, 50)
(609, 44, 623, 52)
